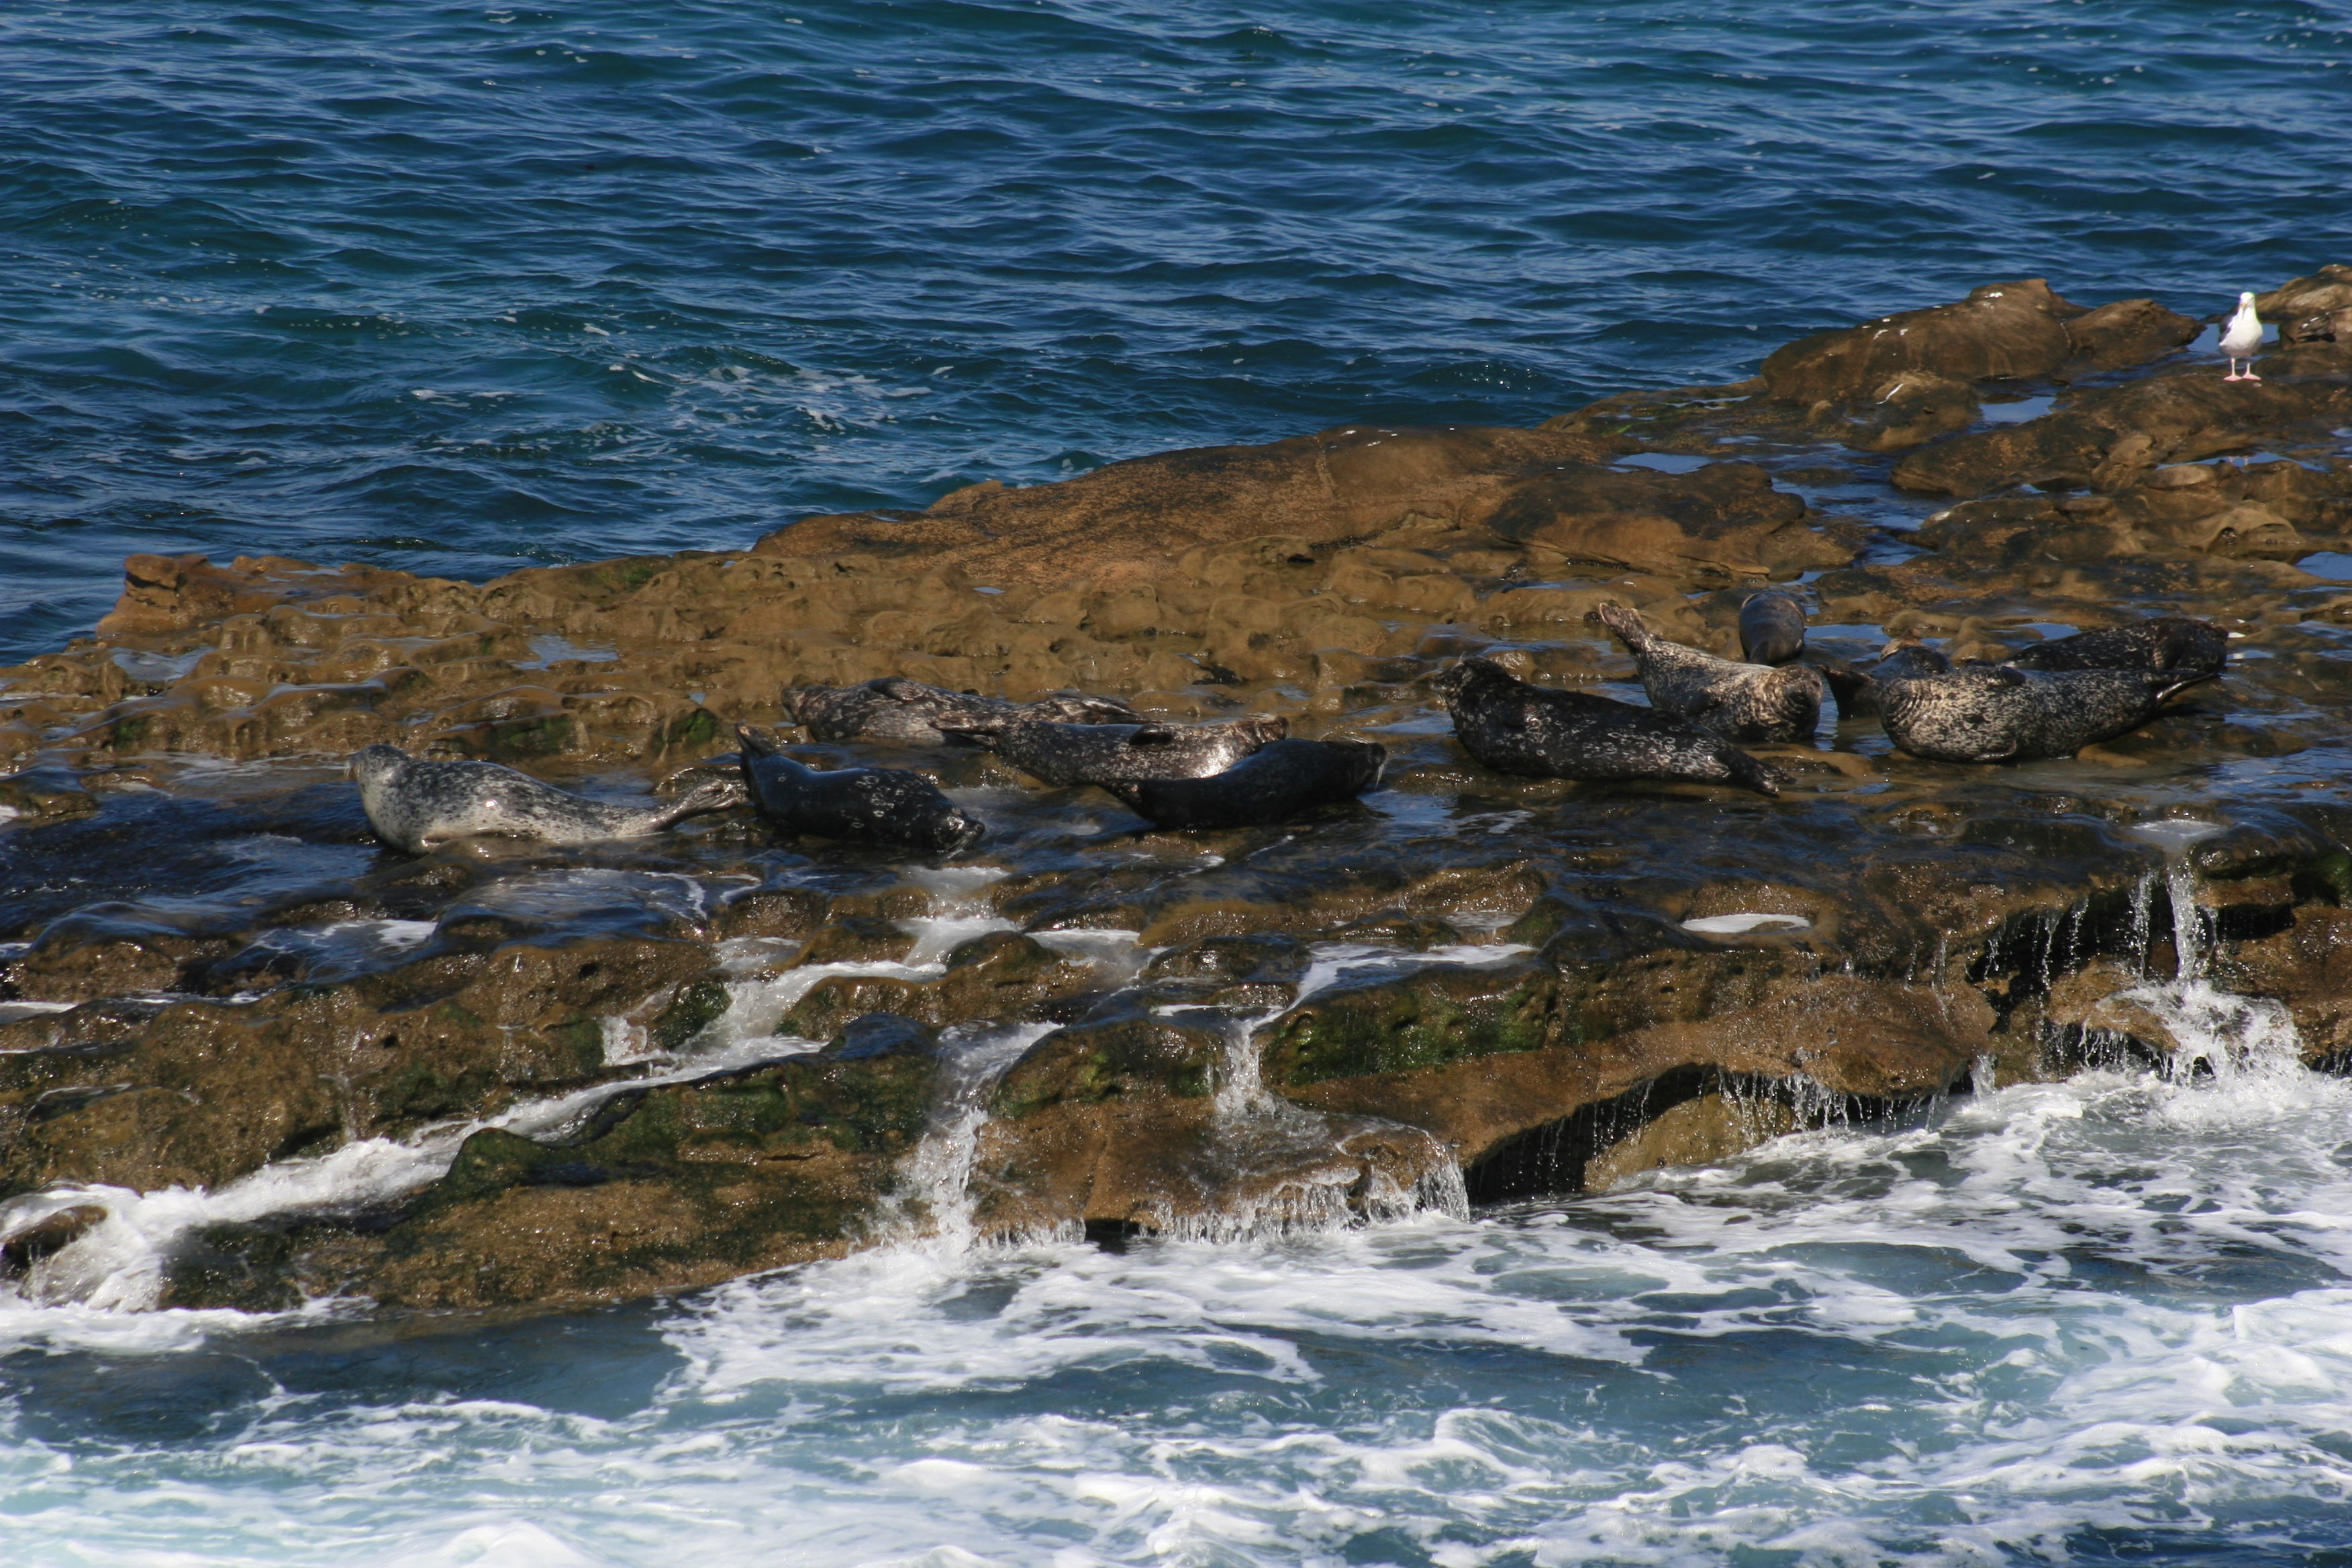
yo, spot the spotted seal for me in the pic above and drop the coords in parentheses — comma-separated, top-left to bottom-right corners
(783, 677, 1138, 744)
(350, 744, 744, 854)
(2004, 616, 2228, 681)
(1103, 738, 1384, 830)
(1589, 603, 1826, 744)
(735, 725, 983, 852)
(1737, 591, 1808, 667)
(937, 712, 1287, 789)
(1875, 665, 2214, 763)
(1432, 656, 1782, 795)
(1824, 640, 1953, 720)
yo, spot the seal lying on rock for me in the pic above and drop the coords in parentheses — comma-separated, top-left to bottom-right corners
(350, 744, 744, 854)
(1589, 602, 1826, 744)
(1738, 591, 1808, 667)
(1433, 657, 1783, 795)
(1824, 641, 1953, 720)
(1103, 738, 1384, 830)
(783, 677, 1137, 744)
(736, 725, 984, 853)
(1876, 665, 2214, 763)
(2004, 616, 2228, 681)
(937, 712, 1287, 789)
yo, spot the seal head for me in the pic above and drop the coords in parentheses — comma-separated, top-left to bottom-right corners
(735, 725, 983, 854)
(1737, 591, 1808, 667)
(1433, 657, 1782, 795)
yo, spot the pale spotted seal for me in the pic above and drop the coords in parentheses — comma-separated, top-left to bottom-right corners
(936, 712, 1287, 789)
(350, 744, 744, 854)
(1876, 665, 2215, 763)
(783, 677, 1137, 744)
(1737, 591, 1808, 667)
(1590, 603, 1826, 744)
(1432, 657, 1782, 795)
(735, 725, 983, 853)
(2004, 616, 2228, 681)
(1103, 738, 1384, 830)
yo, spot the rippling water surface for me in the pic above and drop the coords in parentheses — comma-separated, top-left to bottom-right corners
(8, 3, 2352, 1563)
(5, 0, 2351, 658)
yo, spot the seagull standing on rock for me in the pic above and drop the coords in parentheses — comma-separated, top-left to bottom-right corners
(2220, 290, 2264, 382)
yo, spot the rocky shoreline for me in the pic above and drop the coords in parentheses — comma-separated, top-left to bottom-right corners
(5, 267, 2352, 1316)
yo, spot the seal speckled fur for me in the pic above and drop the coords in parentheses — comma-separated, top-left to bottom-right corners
(2005, 616, 2228, 680)
(1737, 591, 1808, 667)
(1590, 602, 1825, 744)
(1433, 656, 1782, 795)
(1876, 665, 2213, 763)
(1104, 737, 1384, 830)
(783, 676, 1136, 744)
(1825, 640, 1953, 720)
(736, 725, 983, 853)
(350, 744, 744, 854)
(940, 712, 1287, 789)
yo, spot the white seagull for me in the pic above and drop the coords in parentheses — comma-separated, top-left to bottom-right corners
(2220, 290, 2263, 382)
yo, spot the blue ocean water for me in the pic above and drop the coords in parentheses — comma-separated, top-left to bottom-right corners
(5, 0, 2351, 660)
(9, 5, 2352, 1565)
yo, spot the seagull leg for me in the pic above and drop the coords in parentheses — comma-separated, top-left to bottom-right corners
(2223, 360, 2240, 381)
(2244, 361, 2262, 382)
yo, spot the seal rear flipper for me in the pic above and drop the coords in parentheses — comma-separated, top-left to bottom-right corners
(1587, 601, 1651, 648)
(1720, 746, 1783, 797)
(662, 775, 750, 825)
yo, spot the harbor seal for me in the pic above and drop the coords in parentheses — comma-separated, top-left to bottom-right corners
(1737, 591, 1808, 667)
(1432, 656, 1783, 795)
(1590, 602, 1826, 744)
(1876, 665, 2215, 763)
(783, 677, 1137, 744)
(2004, 616, 2228, 681)
(736, 726, 983, 853)
(1824, 640, 1952, 720)
(350, 744, 744, 854)
(935, 712, 1287, 789)
(1103, 738, 1384, 830)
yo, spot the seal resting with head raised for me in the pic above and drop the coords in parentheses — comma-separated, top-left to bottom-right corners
(1876, 665, 2214, 763)
(1590, 603, 1826, 744)
(936, 712, 1287, 789)
(1737, 590, 1808, 667)
(783, 676, 1137, 744)
(350, 744, 744, 854)
(1102, 737, 1384, 830)
(2004, 616, 2228, 681)
(735, 725, 983, 853)
(1433, 656, 1782, 795)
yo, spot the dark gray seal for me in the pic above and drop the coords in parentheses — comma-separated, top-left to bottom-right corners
(1877, 665, 2214, 763)
(2005, 616, 2228, 681)
(1738, 591, 1808, 667)
(735, 725, 983, 853)
(1824, 640, 1953, 720)
(1590, 603, 1826, 744)
(350, 744, 744, 854)
(1103, 738, 1385, 830)
(783, 677, 1137, 744)
(937, 712, 1287, 789)
(1432, 656, 1782, 795)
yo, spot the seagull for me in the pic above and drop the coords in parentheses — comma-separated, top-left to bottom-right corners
(2220, 290, 2263, 382)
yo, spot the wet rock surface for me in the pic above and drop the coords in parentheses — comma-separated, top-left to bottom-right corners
(5, 268, 2352, 1317)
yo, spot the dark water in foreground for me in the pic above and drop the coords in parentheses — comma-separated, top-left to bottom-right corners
(4, 0, 2350, 658)
(7, 3, 2352, 1563)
